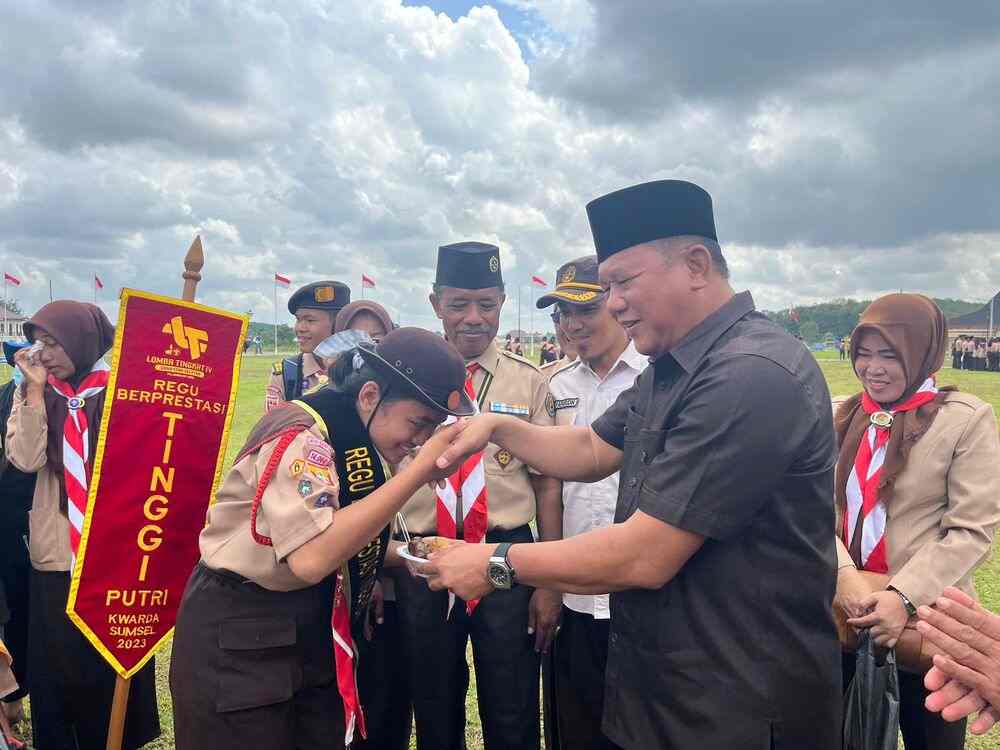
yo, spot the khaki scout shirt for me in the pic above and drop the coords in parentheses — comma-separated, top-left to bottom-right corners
(5, 388, 73, 571)
(834, 390, 1000, 607)
(399, 342, 554, 534)
(200, 422, 339, 591)
(265, 353, 326, 412)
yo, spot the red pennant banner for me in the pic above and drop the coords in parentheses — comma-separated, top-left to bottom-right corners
(66, 289, 247, 677)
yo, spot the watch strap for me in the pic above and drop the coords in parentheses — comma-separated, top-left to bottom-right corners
(887, 585, 917, 617)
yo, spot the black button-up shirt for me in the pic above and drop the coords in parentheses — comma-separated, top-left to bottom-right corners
(592, 291, 841, 750)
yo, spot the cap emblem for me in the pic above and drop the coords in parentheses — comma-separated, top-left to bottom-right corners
(314, 286, 336, 303)
(489, 255, 500, 273)
(560, 265, 576, 284)
(447, 390, 462, 411)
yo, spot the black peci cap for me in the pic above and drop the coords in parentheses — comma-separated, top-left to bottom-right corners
(536, 256, 602, 308)
(586, 180, 717, 263)
(288, 280, 352, 315)
(357, 327, 476, 416)
(435, 242, 503, 290)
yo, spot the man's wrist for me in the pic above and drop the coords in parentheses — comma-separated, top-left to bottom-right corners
(887, 585, 917, 617)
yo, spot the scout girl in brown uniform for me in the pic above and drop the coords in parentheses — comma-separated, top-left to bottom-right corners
(6, 301, 160, 750)
(170, 327, 475, 750)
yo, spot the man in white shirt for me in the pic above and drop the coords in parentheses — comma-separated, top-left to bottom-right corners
(535, 256, 647, 750)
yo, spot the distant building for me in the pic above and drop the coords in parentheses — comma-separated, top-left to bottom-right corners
(949, 293, 1000, 341)
(1, 312, 27, 339)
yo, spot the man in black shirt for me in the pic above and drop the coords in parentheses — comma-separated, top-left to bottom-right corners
(426, 180, 841, 750)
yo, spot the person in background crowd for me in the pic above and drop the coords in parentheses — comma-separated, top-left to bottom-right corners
(8, 301, 160, 750)
(503, 333, 513, 352)
(426, 180, 842, 750)
(834, 294, 1000, 750)
(394, 242, 562, 750)
(838, 337, 847, 360)
(0, 342, 34, 739)
(266, 281, 351, 411)
(170, 328, 474, 750)
(536, 255, 647, 750)
(975, 338, 988, 371)
(513, 337, 524, 356)
(917, 587, 1000, 736)
(951, 336, 963, 370)
(962, 336, 976, 370)
(990, 337, 1000, 372)
(335, 301, 394, 343)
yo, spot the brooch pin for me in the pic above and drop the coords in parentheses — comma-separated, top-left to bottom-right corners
(870, 411, 893, 429)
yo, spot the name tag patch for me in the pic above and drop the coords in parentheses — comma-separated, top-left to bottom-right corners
(489, 402, 530, 416)
(554, 398, 579, 410)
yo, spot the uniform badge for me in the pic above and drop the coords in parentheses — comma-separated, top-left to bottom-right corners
(554, 397, 579, 411)
(488, 401, 530, 416)
(560, 265, 576, 284)
(298, 479, 314, 497)
(306, 449, 332, 467)
(289, 459, 305, 477)
(314, 285, 336, 303)
(545, 393, 556, 418)
(304, 464, 334, 484)
(870, 411, 893, 429)
(489, 255, 500, 273)
(495, 448, 513, 468)
(314, 493, 334, 508)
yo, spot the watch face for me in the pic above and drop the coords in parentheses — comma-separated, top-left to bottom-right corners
(487, 562, 512, 590)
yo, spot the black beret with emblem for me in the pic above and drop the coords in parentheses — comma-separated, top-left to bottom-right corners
(435, 242, 503, 291)
(586, 179, 717, 264)
(288, 280, 352, 315)
(357, 326, 476, 417)
(536, 255, 602, 308)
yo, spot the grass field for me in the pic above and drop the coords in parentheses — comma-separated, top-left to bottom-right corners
(7, 349, 1000, 748)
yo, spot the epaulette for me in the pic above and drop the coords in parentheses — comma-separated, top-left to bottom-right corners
(499, 348, 541, 371)
(547, 359, 580, 382)
(271, 361, 283, 376)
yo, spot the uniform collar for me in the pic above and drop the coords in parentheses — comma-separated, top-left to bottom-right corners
(468, 340, 500, 375)
(576, 340, 646, 381)
(660, 291, 756, 374)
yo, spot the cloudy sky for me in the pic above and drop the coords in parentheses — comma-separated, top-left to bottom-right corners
(2, 0, 1000, 333)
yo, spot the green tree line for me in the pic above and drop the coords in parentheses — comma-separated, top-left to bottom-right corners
(765, 298, 983, 343)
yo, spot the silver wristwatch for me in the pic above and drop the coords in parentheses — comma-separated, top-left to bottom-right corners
(486, 542, 516, 590)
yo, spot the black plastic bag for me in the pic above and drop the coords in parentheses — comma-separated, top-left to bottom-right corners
(843, 629, 900, 750)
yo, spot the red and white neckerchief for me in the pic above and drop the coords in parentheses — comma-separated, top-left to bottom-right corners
(332, 569, 365, 745)
(843, 377, 938, 572)
(47, 359, 111, 558)
(435, 362, 488, 615)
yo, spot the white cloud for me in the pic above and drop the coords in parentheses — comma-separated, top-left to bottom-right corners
(0, 0, 998, 341)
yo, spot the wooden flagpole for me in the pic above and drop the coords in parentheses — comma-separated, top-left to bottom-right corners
(105, 234, 204, 750)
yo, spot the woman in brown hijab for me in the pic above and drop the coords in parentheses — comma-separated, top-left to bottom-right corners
(334, 300, 395, 342)
(6, 301, 160, 750)
(833, 294, 1000, 750)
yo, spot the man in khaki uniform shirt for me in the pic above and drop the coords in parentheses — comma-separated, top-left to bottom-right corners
(394, 241, 561, 750)
(265, 280, 351, 411)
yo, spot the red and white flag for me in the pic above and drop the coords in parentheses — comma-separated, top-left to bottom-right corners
(3, 272, 20, 286)
(94, 274, 104, 290)
(531, 275, 547, 287)
(275, 273, 291, 287)
(361, 274, 375, 289)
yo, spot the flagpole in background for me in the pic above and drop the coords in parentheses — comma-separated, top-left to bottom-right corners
(273, 276, 278, 355)
(3, 273, 7, 339)
(361, 274, 365, 300)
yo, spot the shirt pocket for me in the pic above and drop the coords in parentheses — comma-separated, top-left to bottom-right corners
(216, 616, 299, 713)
